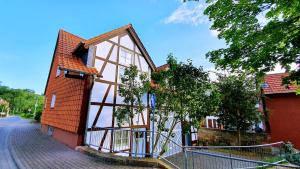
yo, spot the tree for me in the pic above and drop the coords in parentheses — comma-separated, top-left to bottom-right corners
(115, 65, 150, 156)
(0, 84, 44, 120)
(151, 55, 219, 155)
(215, 73, 260, 145)
(204, 0, 300, 86)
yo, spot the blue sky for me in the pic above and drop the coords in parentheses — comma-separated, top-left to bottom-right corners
(0, 0, 225, 94)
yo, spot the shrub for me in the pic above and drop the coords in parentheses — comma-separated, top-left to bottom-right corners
(34, 111, 42, 122)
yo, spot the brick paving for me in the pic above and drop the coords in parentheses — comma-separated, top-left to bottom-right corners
(0, 117, 158, 169)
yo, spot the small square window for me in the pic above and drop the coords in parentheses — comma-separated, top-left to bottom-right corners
(50, 94, 56, 108)
(56, 67, 61, 77)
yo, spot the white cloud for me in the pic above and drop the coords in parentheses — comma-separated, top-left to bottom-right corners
(163, 2, 208, 26)
(210, 29, 219, 37)
(267, 63, 298, 74)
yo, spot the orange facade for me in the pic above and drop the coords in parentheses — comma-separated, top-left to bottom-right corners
(266, 93, 300, 149)
(41, 30, 92, 147)
(264, 73, 300, 149)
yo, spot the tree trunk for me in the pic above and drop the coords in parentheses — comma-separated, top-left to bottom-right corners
(159, 120, 177, 156)
(237, 128, 241, 146)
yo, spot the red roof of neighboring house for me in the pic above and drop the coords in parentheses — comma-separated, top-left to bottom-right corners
(264, 73, 298, 94)
(156, 64, 169, 72)
(57, 30, 98, 75)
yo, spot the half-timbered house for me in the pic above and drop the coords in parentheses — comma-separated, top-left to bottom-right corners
(42, 24, 156, 150)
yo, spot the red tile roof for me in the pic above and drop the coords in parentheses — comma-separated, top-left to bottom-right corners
(57, 30, 98, 75)
(263, 73, 298, 94)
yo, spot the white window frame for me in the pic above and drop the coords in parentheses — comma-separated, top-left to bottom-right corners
(50, 94, 56, 108)
(44, 97, 47, 109)
(119, 48, 133, 65)
(113, 130, 130, 150)
(56, 67, 61, 77)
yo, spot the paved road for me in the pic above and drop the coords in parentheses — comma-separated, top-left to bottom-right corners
(0, 117, 157, 169)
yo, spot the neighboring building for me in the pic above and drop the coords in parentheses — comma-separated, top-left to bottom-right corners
(263, 73, 300, 149)
(42, 24, 182, 155)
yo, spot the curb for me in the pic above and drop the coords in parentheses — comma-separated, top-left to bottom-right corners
(76, 146, 173, 169)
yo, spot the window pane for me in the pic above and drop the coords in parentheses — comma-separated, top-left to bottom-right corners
(50, 94, 56, 108)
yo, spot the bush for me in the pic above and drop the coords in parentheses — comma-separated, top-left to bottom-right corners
(283, 142, 300, 166)
(34, 111, 42, 122)
(286, 153, 300, 166)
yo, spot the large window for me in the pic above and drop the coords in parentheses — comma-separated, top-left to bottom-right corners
(114, 130, 129, 150)
(119, 48, 133, 65)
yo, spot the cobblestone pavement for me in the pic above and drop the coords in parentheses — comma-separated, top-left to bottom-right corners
(0, 117, 158, 169)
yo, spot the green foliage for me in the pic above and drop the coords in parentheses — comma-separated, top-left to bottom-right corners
(152, 54, 219, 154)
(204, 0, 300, 85)
(283, 142, 296, 154)
(115, 65, 150, 127)
(283, 142, 300, 166)
(286, 153, 300, 166)
(0, 83, 44, 121)
(215, 73, 260, 145)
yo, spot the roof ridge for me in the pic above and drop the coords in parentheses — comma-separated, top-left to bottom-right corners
(84, 24, 132, 46)
(59, 29, 86, 41)
(265, 72, 289, 76)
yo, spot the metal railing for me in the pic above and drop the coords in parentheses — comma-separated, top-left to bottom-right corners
(184, 142, 300, 169)
(86, 128, 300, 169)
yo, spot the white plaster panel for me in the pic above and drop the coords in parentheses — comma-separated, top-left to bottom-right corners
(142, 93, 148, 105)
(133, 112, 142, 126)
(96, 106, 113, 127)
(109, 36, 118, 43)
(135, 45, 141, 54)
(87, 105, 100, 128)
(96, 41, 113, 58)
(90, 82, 108, 102)
(116, 93, 125, 104)
(102, 63, 116, 82)
(109, 45, 118, 62)
(120, 34, 134, 50)
(139, 55, 149, 72)
(105, 85, 115, 104)
(94, 59, 104, 72)
(142, 109, 148, 125)
(134, 54, 141, 70)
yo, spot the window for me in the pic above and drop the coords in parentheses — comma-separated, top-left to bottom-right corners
(56, 67, 61, 77)
(119, 48, 133, 65)
(118, 66, 126, 83)
(114, 130, 129, 150)
(47, 126, 54, 136)
(50, 94, 56, 108)
(44, 97, 47, 109)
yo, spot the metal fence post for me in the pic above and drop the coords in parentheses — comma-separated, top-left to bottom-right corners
(184, 147, 188, 169)
(230, 153, 233, 169)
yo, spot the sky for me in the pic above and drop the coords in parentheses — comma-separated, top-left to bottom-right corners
(0, 0, 228, 94)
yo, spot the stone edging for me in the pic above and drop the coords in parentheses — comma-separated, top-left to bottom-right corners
(75, 146, 173, 169)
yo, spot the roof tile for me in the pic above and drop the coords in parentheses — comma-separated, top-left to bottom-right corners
(263, 73, 298, 94)
(57, 30, 98, 75)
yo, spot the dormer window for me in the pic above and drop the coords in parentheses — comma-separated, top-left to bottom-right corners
(56, 67, 61, 77)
